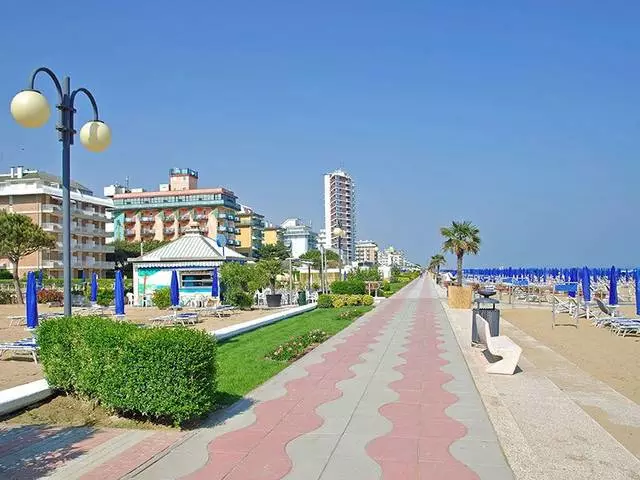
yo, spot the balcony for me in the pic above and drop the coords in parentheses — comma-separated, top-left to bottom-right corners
(42, 222, 61, 232)
(141, 228, 154, 235)
(164, 215, 175, 222)
(164, 227, 175, 234)
(140, 216, 155, 223)
(42, 260, 63, 268)
(41, 204, 61, 213)
(125, 229, 136, 236)
(194, 214, 208, 220)
(234, 228, 241, 234)
(218, 226, 227, 232)
(124, 217, 137, 223)
(217, 213, 228, 219)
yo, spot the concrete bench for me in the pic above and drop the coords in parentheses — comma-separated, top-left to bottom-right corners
(475, 314, 522, 375)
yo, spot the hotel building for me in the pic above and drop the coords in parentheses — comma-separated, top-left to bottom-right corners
(281, 218, 318, 258)
(355, 240, 379, 265)
(0, 166, 114, 278)
(109, 168, 242, 247)
(236, 205, 265, 259)
(323, 169, 356, 263)
(263, 223, 283, 246)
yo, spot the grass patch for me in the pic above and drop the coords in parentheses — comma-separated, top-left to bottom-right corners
(2, 305, 373, 429)
(215, 305, 372, 408)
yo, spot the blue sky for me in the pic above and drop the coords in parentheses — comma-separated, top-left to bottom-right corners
(0, 1, 638, 267)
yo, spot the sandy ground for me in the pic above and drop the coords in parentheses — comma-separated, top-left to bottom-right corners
(501, 306, 640, 404)
(0, 304, 287, 391)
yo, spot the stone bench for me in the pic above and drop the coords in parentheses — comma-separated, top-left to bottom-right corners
(475, 314, 522, 375)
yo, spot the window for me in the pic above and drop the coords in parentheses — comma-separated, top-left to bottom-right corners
(180, 272, 213, 288)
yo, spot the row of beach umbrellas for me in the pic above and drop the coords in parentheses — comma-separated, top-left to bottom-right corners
(25, 266, 221, 328)
(442, 265, 639, 315)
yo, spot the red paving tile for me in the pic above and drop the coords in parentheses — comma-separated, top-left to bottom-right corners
(366, 280, 480, 479)
(183, 299, 405, 480)
(80, 431, 186, 480)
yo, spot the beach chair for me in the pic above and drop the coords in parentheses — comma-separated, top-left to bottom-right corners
(7, 316, 26, 326)
(593, 299, 640, 335)
(551, 296, 572, 315)
(0, 337, 38, 363)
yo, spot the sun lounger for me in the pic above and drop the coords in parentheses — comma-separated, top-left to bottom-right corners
(198, 305, 236, 318)
(0, 338, 38, 363)
(475, 314, 522, 375)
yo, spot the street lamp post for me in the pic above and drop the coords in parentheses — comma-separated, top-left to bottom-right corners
(10, 67, 111, 316)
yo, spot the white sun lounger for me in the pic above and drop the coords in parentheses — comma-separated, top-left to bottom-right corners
(0, 338, 38, 363)
(475, 314, 522, 375)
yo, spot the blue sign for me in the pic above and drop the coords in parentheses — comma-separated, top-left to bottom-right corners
(216, 234, 227, 248)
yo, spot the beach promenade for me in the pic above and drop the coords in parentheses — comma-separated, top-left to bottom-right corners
(2, 278, 513, 478)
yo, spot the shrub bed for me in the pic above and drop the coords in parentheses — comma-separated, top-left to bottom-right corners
(330, 280, 366, 295)
(37, 316, 217, 426)
(317, 294, 374, 308)
(37, 288, 63, 304)
(267, 329, 328, 362)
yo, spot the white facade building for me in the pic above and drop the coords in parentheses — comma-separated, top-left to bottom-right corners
(378, 246, 407, 268)
(281, 218, 318, 258)
(323, 169, 356, 263)
(355, 240, 378, 265)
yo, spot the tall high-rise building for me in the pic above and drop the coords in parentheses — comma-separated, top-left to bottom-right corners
(323, 169, 356, 263)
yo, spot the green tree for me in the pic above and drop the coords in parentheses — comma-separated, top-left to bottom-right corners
(347, 267, 381, 281)
(0, 211, 55, 303)
(256, 259, 284, 291)
(440, 220, 481, 286)
(257, 242, 291, 261)
(428, 254, 446, 275)
(299, 249, 341, 270)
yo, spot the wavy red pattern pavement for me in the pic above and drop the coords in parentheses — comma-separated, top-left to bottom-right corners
(184, 297, 406, 480)
(366, 281, 479, 479)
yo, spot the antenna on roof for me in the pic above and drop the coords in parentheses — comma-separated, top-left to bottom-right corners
(125, 176, 130, 189)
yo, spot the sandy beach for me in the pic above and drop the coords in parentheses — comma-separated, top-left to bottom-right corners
(500, 306, 640, 404)
(0, 304, 287, 391)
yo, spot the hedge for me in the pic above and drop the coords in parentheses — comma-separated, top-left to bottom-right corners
(317, 294, 373, 308)
(37, 316, 217, 425)
(330, 280, 366, 295)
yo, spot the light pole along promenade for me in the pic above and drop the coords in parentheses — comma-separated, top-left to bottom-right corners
(10, 67, 111, 316)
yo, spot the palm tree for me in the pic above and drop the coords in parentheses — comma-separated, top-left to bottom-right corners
(428, 254, 446, 275)
(440, 221, 480, 286)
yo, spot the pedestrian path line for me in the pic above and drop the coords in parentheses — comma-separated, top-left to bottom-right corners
(181, 298, 405, 480)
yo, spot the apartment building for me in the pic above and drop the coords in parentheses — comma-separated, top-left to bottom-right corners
(109, 168, 242, 247)
(281, 218, 318, 258)
(236, 205, 265, 258)
(355, 240, 379, 265)
(0, 166, 114, 278)
(378, 246, 407, 268)
(263, 223, 283, 246)
(323, 169, 356, 263)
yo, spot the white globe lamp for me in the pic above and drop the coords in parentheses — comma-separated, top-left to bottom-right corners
(79, 121, 111, 152)
(10, 90, 50, 128)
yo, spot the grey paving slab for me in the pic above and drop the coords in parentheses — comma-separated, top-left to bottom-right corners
(442, 289, 640, 480)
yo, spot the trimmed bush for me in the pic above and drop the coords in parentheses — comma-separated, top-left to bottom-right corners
(37, 288, 63, 304)
(152, 287, 172, 309)
(330, 280, 366, 295)
(96, 289, 113, 307)
(0, 269, 13, 280)
(361, 294, 374, 306)
(226, 290, 253, 309)
(317, 294, 333, 308)
(317, 294, 374, 308)
(37, 316, 217, 425)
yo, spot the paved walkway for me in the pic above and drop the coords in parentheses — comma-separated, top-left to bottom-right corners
(0, 278, 512, 479)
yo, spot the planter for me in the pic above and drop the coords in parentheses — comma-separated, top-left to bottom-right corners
(448, 285, 473, 309)
(266, 294, 282, 308)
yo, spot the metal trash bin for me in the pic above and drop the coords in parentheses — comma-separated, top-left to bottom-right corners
(297, 290, 307, 306)
(471, 290, 499, 345)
